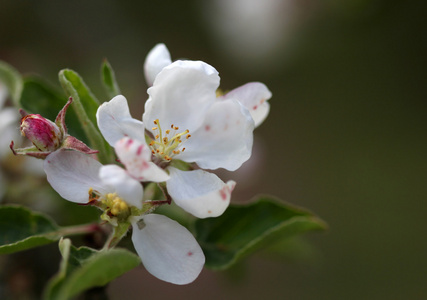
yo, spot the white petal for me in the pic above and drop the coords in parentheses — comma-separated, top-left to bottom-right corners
(144, 43, 172, 87)
(96, 95, 145, 147)
(0, 83, 7, 109)
(131, 214, 205, 285)
(0, 108, 19, 159)
(44, 150, 108, 204)
(114, 137, 170, 182)
(143, 60, 219, 135)
(99, 165, 143, 209)
(221, 82, 272, 127)
(166, 167, 235, 218)
(178, 99, 254, 171)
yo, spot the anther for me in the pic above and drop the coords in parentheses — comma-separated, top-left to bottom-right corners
(152, 127, 158, 130)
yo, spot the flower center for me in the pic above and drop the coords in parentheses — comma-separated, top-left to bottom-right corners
(148, 119, 191, 162)
(102, 193, 130, 216)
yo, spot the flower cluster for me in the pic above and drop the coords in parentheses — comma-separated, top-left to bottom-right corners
(11, 44, 272, 284)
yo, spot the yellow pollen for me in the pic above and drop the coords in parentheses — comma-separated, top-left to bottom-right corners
(148, 119, 191, 162)
(102, 193, 130, 216)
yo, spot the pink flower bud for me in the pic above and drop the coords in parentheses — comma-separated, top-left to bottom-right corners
(20, 114, 63, 151)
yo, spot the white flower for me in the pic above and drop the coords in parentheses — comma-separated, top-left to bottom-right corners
(44, 150, 205, 285)
(144, 43, 272, 127)
(97, 59, 253, 218)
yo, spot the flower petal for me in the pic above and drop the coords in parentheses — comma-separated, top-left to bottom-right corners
(44, 150, 108, 204)
(96, 95, 145, 147)
(99, 165, 143, 209)
(131, 214, 205, 285)
(0, 108, 19, 159)
(144, 43, 172, 87)
(115, 137, 170, 182)
(178, 99, 254, 171)
(166, 167, 235, 218)
(220, 82, 272, 127)
(0, 83, 7, 110)
(143, 60, 219, 134)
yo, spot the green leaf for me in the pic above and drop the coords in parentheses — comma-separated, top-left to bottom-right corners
(19, 76, 87, 142)
(194, 195, 327, 270)
(101, 59, 121, 99)
(44, 239, 140, 300)
(0, 60, 23, 105)
(0, 205, 61, 254)
(58, 69, 113, 163)
(58, 69, 100, 124)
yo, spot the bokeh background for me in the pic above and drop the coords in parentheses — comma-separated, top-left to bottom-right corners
(1, 0, 426, 299)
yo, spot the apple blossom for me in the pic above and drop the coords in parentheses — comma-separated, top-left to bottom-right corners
(97, 59, 252, 218)
(10, 98, 98, 159)
(144, 43, 272, 127)
(44, 149, 205, 285)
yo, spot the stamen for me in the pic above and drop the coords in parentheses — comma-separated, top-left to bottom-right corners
(148, 119, 191, 162)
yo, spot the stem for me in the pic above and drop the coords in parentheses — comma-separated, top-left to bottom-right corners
(102, 222, 130, 251)
(158, 182, 172, 204)
(53, 223, 102, 237)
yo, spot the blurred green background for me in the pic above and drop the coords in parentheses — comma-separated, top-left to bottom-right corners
(1, 0, 426, 299)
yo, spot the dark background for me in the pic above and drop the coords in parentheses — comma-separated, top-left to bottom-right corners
(1, 1, 426, 299)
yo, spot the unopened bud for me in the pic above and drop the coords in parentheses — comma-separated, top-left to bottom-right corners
(20, 114, 63, 151)
(10, 98, 98, 159)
